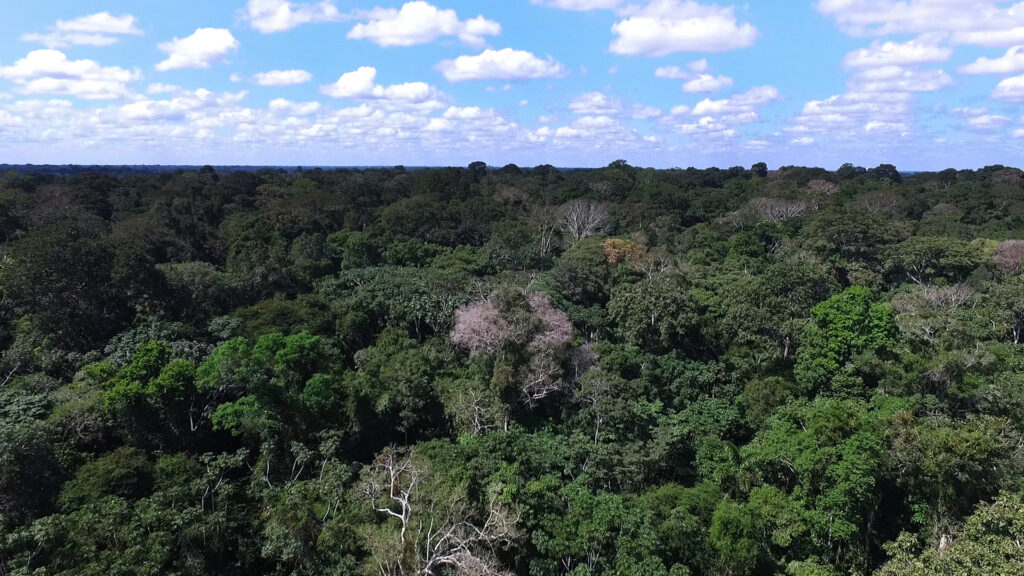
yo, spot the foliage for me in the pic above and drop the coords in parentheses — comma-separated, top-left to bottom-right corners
(0, 163, 1020, 576)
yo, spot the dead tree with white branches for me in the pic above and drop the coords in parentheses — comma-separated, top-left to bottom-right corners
(360, 448, 520, 576)
(559, 199, 609, 243)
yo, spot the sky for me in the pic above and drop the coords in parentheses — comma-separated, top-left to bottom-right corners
(1, 1, 1024, 169)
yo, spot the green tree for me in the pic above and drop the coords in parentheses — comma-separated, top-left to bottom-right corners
(794, 287, 896, 396)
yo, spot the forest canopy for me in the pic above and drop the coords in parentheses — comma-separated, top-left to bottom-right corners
(1, 161, 1023, 575)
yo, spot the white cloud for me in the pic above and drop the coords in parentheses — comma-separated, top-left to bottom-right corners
(631, 104, 662, 119)
(268, 98, 321, 115)
(146, 83, 180, 95)
(156, 28, 239, 71)
(817, 0, 1024, 47)
(864, 120, 910, 134)
(682, 74, 734, 93)
(568, 91, 622, 115)
(437, 48, 567, 82)
(654, 65, 689, 79)
(789, 91, 914, 137)
(117, 89, 248, 121)
(529, 0, 621, 10)
(842, 38, 952, 68)
(244, 0, 344, 33)
(0, 49, 140, 99)
(662, 85, 778, 138)
(960, 46, 1024, 74)
(951, 106, 988, 117)
(688, 59, 710, 72)
(348, 2, 500, 47)
(656, 60, 732, 92)
(992, 74, 1024, 101)
(965, 113, 1010, 131)
(253, 69, 313, 86)
(21, 12, 143, 48)
(792, 136, 815, 145)
(691, 85, 780, 116)
(670, 115, 736, 137)
(319, 66, 445, 109)
(848, 65, 953, 92)
(610, 0, 757, 57)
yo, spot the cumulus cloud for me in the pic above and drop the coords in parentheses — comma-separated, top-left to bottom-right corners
(244, 0, 344, 33)
(268, 98, 321, 115)
(118, 89, 248, 121)
(253, 69, 313, 86)
(842, 37, 953, 68)
(965, 113, 1010, 131)
(610, 0, 757, 57)
(654, 66, 689, 79)
(568, 91, 622, 115)
(656, 60, 733, 93)
(0, 49, 140, 99)
(959, 46, 1024, 74)
(992, 74, 1024, 101)
(688, 59, 710, 72)
(848, 65, 953, 92)
(661, 85, 778, 138)
(682, 74, 734, 93)
(156, 28, 239, 71)
(655, 59, 713, 78)
(319, 66, 445, 109)
(690, 85, 780, 116)
(21, 12, 142, 48)
(789, 91, 914, 137)
(146, 83, 180, 95)
(437, 48, 567, 81)
(631, 104, 663, 119)
(348, 2, 500, 47)
(530, 0, 621, 10)
(817, 0, 1024, 47)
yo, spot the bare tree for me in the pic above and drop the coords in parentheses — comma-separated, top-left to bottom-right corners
(752, 197, 811, 222)
(857, 190, 903, 216)
(360, 448, 520, 576)
(559, 199, 609, 243)
(919, 284, 976, 312)
(529, 204, 561, 258)
(806, 179, 840, 196)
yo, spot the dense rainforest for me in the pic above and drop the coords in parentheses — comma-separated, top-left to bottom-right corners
(0, 161, 1023, 576)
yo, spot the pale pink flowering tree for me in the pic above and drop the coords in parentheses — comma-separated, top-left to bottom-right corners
(451, 290, 573, 407)
(994, 240, 1024, 277)
(451, 296, 509, 356)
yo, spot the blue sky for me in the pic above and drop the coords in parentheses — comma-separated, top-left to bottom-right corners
(0, 0, 1023, 169)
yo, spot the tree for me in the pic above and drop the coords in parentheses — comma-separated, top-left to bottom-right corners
(451, 290, 573, 407)
(609, 273, 697, 353)
(794, 287, 896, 395)
(993, 240, 1024, 277)
(986, 275, 1024, 344)
(879, 492, 1024, 576)
(742, 398, 888, 571)
(751, 162, 769, 178)
(559, 199, 610, 243)
(358, 446, 519, 576)
(836, 163, 866, 181)
(871, 164, 902, 184)
(884, 237, 980, 285)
